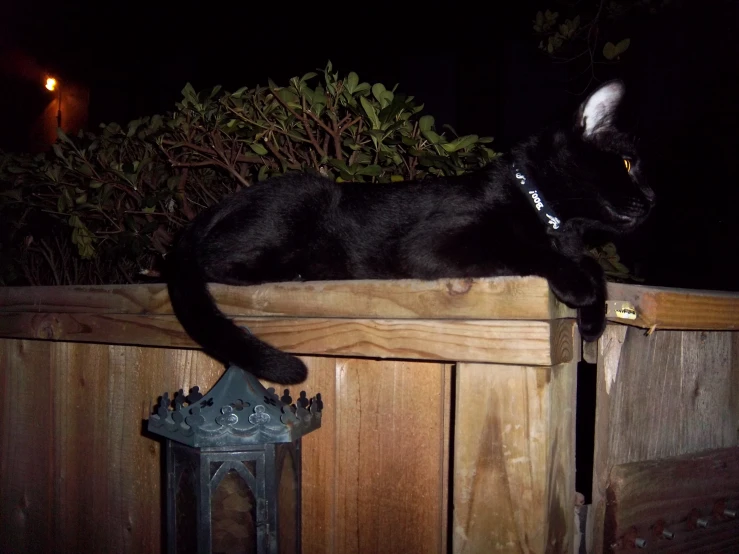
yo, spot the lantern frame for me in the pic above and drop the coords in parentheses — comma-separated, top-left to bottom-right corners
(148, 364, 321, 554)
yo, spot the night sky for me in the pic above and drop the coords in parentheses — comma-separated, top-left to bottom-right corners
(1, 0, 738, 290)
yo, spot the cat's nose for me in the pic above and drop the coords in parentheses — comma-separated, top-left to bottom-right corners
(641, 184, 656, 204)
(639, 185, 657, 207)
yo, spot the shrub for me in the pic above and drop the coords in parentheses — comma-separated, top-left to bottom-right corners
(0, 62, 498, 285)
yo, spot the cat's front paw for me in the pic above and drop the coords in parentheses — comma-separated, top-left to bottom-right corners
(549, 270, 598, 308)
(577, 301, 607, 342)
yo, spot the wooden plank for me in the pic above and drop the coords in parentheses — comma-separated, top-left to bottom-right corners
(331, 358, 449, 554)
(288, 356, 338, 554)
(0, 276, 572, 321)
(4, 281, 739, 331)
(606, 447, 739, 552)
(591, 326, 739, 554)
(50, 343, 224, 553)
(0, 313, 570, 366)
(0, 340, 54, 554)
(441, 363, 453, 553)
(452, 360, 577, 553)
(0, 283, 172, 315)
(606, 328, 737, 462)
(547, 344, 578, 551)
(589, 325, 628, 554)
(607, 283, 739, 331)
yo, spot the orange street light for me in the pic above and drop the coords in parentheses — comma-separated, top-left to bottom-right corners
(45, 76, 62, 128)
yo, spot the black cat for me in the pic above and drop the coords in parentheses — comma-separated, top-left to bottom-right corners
(167, 80, 654, 384)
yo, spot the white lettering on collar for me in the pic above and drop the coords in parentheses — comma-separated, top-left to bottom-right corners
(528, 190, 544, 211)
(546, 214, 561, 229)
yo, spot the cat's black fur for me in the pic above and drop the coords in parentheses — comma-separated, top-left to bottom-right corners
(167, 80, 655, 384)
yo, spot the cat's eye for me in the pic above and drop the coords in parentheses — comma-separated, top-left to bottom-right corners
(623, 158, 632, 172)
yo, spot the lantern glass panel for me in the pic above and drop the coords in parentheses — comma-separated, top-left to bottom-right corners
(175, 464, 198, 554)
(277, 444, 299, 554)
(211, 468, 257, 554)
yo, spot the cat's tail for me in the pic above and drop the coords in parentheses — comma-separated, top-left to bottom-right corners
(166, 232, 308, 385)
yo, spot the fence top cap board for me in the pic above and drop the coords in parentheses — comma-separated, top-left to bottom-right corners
(0, 278, 737, 365)
(0, 277, 737, 330)
(0, 276, 566, 320)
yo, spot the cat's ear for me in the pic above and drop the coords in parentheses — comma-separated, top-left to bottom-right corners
(575, 80, 625, 139)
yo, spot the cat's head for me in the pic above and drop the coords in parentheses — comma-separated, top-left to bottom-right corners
(515, 80, 655, 235)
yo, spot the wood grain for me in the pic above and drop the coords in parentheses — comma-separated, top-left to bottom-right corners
(290, 356, 339, 554)
(547, 344, 578, 551)
(0, 339, 450, 554)
(606, 446, 739, 552)
(0, 313, 566, 366)
(452, 359, 577, 553)
(332, 358, 450, 554)
(589, 325, 628, 554)
(0, 277, 571, 320)
(590, 325, 739, 554)
(605, 328, 737, 462)
(607, 283, 739, 331)
(0, 340, 54, 554)
(4, 281, 739, 332)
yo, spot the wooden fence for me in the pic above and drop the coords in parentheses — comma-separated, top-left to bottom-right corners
(0, 277, 737, 553)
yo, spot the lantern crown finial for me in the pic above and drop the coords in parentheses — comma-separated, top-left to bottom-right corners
(148, 365, 322, 447)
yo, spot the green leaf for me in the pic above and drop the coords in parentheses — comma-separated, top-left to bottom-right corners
(419, 115, 434, 133)
(616, 38, 631, 55)
(356, 164, 382, 177)
(346, 72, 359, 93)
(275, 87, 299, 105)
(127, 119, 141, 137)
(379, 90, 393, 108)
(56, 127, 73, 145)
(603, 38, 630, 60)
(249, 142, 269, 156)
(372, 83, 387, 103)
(360, 96, 380, 129)
(441, 134, 478, 152)
(422, 130, 441, 144)
(328, 158, 351, 174)
(181, 82, 198, 103)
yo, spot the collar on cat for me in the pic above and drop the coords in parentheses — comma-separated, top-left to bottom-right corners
(512, 166, 562, 231)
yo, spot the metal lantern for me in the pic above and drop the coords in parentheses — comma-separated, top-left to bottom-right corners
(147, 365, 322, 554)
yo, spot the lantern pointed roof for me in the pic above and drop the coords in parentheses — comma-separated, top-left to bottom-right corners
(148, 364, 322, 447)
